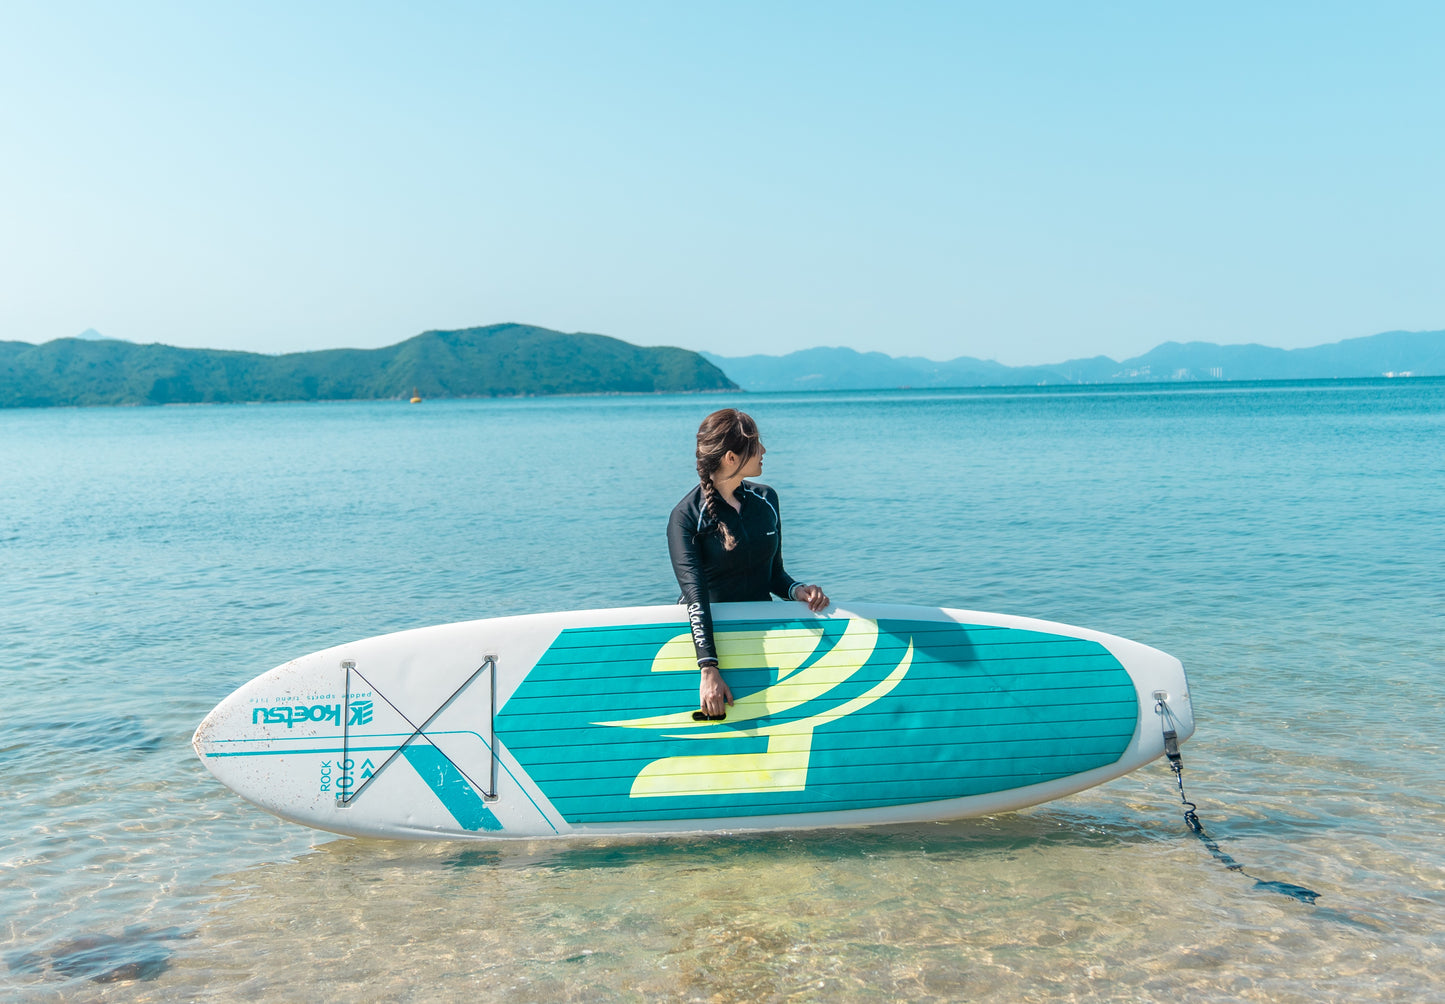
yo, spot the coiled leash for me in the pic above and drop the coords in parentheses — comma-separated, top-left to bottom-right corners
(1156, 695, 1320, 905)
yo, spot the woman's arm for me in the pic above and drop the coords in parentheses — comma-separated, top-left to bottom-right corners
(764, 486, 798, 601)
(767, 487, 830, 613)
(667, 499, 733, 717)
(667, 500, 717, 663)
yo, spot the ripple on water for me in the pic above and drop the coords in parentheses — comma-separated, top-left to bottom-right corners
(0, 716, 167, 766)
(80, 815, 1426, 1004)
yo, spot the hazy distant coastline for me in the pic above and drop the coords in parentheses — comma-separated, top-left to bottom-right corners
(703, 329, 1445, 392)
(3, 324, 1441, 408)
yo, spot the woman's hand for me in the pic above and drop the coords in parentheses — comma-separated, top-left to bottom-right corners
(794, 584, 830, 612)
(699, 663, 733, 719)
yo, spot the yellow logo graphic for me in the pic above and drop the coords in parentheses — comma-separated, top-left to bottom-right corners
(599, 618, 913, 798)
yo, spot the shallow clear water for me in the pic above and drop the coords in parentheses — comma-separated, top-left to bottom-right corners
(2, 380, 1442, 1000)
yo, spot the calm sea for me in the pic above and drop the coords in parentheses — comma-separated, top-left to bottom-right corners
(2, 380, 1442, 1002)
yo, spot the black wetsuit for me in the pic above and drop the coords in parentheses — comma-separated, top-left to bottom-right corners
(667, 481, 799, 664)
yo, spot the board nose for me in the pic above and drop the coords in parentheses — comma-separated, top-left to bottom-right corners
(191, 707, 212, 755)
(191, 703, 226, 777)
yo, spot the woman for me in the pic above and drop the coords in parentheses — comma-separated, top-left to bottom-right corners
(667, 408, 829, 719)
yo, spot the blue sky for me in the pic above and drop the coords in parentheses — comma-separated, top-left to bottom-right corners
(2, 2, 1442, 364)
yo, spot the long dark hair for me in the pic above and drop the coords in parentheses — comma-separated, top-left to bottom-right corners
(696, 408, 760, 551)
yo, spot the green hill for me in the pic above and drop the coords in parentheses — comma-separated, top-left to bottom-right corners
(0, 324, 737, 407)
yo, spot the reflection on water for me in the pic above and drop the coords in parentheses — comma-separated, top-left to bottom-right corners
(107, 811, 1430, 1002)
(6, 925, 190, 985)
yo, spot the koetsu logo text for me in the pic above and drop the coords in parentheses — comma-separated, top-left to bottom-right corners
(253, 704, 341, 728)
(252, 700, 373, 727)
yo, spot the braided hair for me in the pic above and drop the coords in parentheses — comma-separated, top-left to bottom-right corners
(695, 408, 761, 551)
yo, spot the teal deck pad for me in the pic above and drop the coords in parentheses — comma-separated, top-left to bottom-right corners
(496, 618, 1138, 824)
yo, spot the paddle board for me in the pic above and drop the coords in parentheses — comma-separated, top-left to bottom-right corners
(192, 602, 1193, 840)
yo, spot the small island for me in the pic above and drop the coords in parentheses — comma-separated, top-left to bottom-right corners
(0, 323, 737, 408)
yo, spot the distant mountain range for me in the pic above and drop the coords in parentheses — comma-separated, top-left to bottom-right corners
(0, 324, 735, 408)
(5, 324, 1440, 409)
(703, 329, 1445, 392)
